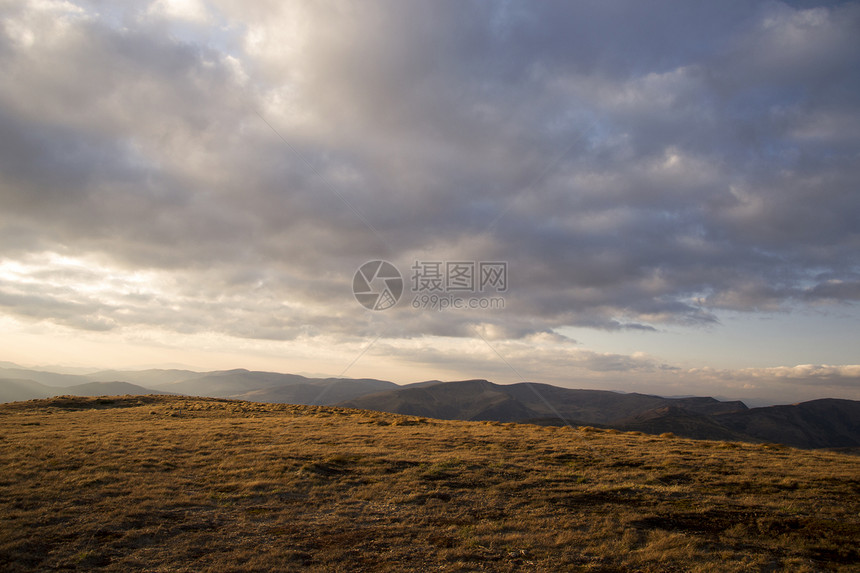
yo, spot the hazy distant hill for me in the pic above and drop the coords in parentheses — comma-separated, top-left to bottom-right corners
(151, 369, 396, 399)
(150, 369, 308, 397)
(340, 379, 535, 422)
(0, 367, 93, 387)
(0, 378, 55, 402)
(0, 365, 399, 405)
(339, 379, 748, 424)
(228, 378, 398, 404)
(0, 365, 202, 388)
(86, 369, 204, 386)
(0, 378, 172, 402)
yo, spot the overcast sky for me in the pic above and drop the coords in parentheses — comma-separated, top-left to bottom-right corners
(1, 0, 858, 404)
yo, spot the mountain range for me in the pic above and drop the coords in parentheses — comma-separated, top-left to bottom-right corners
(0, 377, 174, 402)
(1, 364, 857, 450)
(0, 366, 399, 405)
(338, 379, 860, 450)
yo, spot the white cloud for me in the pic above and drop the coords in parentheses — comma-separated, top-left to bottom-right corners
(148, 0, 211, 23)
(0, 0, 858, 401)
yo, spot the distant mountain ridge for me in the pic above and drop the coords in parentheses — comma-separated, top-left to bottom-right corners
(339, 379, 749, 424)
(1, 364, 857, 450)
(0, 378, 173, 402)
(337, 379, 743, 422)
(339, 379, 860, 450)
(151, 369, 399, 402)
(0, 366, 397, 406)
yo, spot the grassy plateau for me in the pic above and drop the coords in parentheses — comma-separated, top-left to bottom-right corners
(1, 395, 858, 572)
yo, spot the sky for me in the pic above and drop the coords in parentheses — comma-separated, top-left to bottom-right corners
(1, 0, 858, 405)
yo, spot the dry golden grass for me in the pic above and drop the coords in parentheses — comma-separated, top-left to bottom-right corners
(1, 395, 858, 572)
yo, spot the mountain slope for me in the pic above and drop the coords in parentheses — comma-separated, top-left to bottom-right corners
(228, 378, 399, 405)
(0, 379, 172, 402)
(339, 380, 857, 449)
(339, 379, 748, 424)
(342, 380, 539, 422)
(154, 369, 399, 402)
(715, 398, 860, 449)
(86, 369, 203, 386)
(2, 395, 858, 571)
(0, 365, 400, 405)
(0, 367, 93, 388)
(0, 378, 55, 402)
(2, 365, 855, 450)
(153, 369, 311, 397)
(614, 405, 755, 442)
(60, 381, 174, 397)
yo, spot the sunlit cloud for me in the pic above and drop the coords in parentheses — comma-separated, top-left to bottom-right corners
(0, 0, 858, 401)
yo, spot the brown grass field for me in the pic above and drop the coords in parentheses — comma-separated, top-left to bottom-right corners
(1, 395, 858, 572)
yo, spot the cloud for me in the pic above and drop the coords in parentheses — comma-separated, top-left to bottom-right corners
(148, 0, 212, 23)
(689, 364, 860, 403)
(0, 1, 858, 399)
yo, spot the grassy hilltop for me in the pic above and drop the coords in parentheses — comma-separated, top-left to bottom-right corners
(1, 395, 858, 572)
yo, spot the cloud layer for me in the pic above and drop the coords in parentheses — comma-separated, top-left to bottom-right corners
(1, 1, 858, 398)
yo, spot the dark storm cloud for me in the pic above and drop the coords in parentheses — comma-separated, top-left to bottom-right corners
(1, 0, 858, 344)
